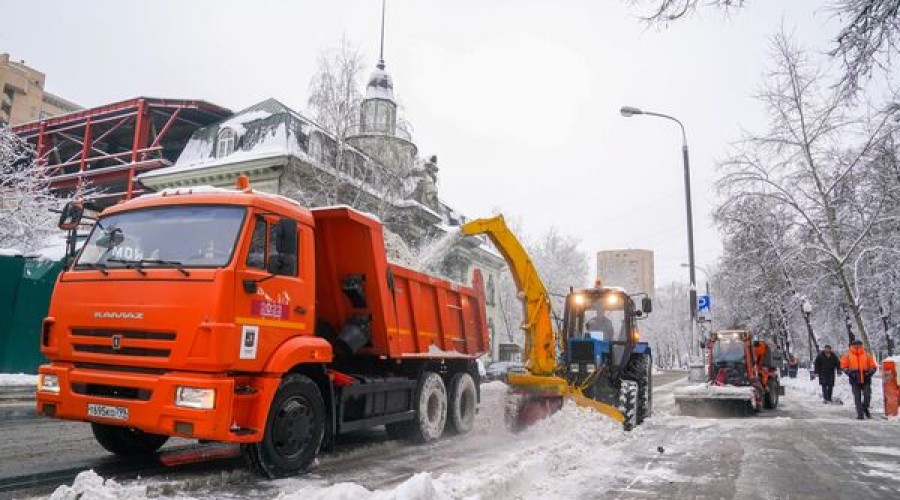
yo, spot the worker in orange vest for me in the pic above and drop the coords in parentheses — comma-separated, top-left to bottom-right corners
(840, 340, 878, 419)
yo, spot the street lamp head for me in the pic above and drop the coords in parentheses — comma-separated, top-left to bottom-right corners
(801, 299, 812, 314)
(620, 106, 643, 117)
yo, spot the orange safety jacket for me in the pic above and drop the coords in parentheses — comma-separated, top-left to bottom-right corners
(840, 345, 877, 383)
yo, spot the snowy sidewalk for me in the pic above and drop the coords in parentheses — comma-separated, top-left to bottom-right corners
(0, 373, 37, 420)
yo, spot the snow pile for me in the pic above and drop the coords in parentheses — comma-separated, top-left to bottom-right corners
(782, 369, 884, 410)
(0, 373, 37, 386)
(49, 470, 146, 500)
(414, 230, 462, 273)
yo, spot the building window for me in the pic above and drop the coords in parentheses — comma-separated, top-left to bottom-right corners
(216, 128, 236, 157)
(486, 274, 496, 306)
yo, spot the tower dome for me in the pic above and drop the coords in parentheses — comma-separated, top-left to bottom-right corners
(365, 60, 395, 102)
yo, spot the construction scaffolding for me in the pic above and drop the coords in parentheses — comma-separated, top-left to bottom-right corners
(12, 97, 231, 206)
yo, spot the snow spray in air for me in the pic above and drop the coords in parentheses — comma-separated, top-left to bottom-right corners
(415, 230, 463, 273)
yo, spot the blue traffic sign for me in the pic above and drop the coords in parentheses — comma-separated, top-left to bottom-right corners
(698, 295, 711, 313)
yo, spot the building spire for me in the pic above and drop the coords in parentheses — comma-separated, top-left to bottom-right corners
(378, 0, 386, 70)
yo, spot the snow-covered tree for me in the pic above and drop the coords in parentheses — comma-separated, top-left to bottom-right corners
(0, 126, 62, 254)
(713, 33, 900, 353)
(627, 0, 900, 91)
(307, 36, 364, 140)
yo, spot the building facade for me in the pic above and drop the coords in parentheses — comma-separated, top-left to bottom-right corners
(1, 53, 80, 126)
(596, 249, 655, 297)
(139, 60, 508, 359)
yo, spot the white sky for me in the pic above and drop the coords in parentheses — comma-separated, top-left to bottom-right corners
(1, 0, 839, 286)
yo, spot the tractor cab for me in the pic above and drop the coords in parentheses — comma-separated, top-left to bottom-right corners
(561, 287, 650, 385)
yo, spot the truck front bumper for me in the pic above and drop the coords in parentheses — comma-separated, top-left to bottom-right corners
(36, 363, 278, 443)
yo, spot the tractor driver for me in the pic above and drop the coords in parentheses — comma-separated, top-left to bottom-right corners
(585, 306, 615, 341)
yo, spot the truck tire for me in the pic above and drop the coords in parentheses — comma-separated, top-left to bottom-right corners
(618, 380, 639, 431)
(447, 372, 477, 435)
(91, 423, 168, 456)
(242, 374, 325, 478)
(764, 378, 780, 409)
(387, 371, 447, 442)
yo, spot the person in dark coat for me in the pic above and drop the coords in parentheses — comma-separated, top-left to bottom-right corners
(813, 345, 841, 402)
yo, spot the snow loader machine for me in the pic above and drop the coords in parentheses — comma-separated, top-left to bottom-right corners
(461, 215, 654, 431)
(674, 330, 784, 416)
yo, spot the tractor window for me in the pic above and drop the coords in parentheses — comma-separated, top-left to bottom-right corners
(574, 293, 627, 342)
(246, 216, 267, 269)
(712, 340, 746, 363)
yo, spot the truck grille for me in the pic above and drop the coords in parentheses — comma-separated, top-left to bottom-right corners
(70, 328, 175, 359)
(71, 382, 152, 401)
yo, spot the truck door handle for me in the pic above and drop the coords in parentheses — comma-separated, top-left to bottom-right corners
(294, 306, 307, 315)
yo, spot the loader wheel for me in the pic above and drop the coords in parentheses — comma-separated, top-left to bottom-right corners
(618, 380, 639, 431)
(242, 374, 325, 478)
(386, 371, 447, 443)
(91, 423, 168, 456)
(447, 372, 477, 435)
(764, 379, 780, 409)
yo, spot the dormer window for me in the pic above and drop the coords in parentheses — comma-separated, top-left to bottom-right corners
(216, 128, 236, 157)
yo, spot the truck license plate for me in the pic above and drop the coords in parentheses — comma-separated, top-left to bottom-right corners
(87, 403, 128, 421)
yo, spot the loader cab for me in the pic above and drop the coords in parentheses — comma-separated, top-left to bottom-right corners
(708, 331, 753, 385)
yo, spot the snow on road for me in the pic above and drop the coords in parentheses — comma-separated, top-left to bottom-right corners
(42, 374, 900, 499)
(0, 373, 37, 386)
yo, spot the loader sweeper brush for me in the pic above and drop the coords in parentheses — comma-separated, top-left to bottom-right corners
(674, 384, 758, 417)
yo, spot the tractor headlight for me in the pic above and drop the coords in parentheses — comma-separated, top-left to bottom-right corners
(38, 374, 60, 394)
(569, 363, 579, 373)
(175, 386, 216, 409)
(585, 364, 596, 373)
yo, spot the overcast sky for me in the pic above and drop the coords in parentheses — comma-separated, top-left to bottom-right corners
(2, 0, 839, 287)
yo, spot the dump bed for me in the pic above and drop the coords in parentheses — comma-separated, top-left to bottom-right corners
(312, 207, 489, 359)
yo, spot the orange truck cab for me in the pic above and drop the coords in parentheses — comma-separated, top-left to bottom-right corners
(37, 182, 489, 477)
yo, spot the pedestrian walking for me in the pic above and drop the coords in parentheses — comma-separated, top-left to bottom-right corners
(813, 345, 840, 402)
(840, 340, 878, 419)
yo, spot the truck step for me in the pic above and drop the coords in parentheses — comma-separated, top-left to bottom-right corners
(230, 427, 258, 436)
(234, 385, 258, 395)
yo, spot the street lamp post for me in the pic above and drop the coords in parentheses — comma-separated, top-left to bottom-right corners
(622, 106, 699, 362)
(801, 298, 818, 380)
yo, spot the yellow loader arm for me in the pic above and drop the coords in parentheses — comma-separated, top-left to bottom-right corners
(461, 215, 556, 376)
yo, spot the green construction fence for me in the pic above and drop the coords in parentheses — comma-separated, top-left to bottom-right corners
(0, 255, 64, 374)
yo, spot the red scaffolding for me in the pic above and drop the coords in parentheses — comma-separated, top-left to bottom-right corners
(13, 97, 231, 205)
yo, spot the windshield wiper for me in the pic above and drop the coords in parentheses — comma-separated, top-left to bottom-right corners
(77, 262, 109, 275)
(135, 259, 190, 277)
(106, 258, 147, 276)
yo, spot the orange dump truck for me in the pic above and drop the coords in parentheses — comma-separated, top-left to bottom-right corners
(36, 181, 489, 477)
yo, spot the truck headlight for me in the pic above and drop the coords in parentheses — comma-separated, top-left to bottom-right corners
(38, 374, 60, 394)
(175, 387, 216, 409)
(569, 363, 579, 373)
(585, 364, 596, 373)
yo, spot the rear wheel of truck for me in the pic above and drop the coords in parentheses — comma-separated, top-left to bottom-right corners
(386, 371, 447, 442)
(618, 380, 639, 431)
(242, 374, 325, 478)
(447, 372, 477, 435)
(91, 423, 169, 456)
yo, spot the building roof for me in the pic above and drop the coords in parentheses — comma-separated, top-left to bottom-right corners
(365, 64, 395, 102)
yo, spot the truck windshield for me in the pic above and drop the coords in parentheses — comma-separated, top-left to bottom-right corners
(712, 340, 746, 363)
(76, 205, 246, 269)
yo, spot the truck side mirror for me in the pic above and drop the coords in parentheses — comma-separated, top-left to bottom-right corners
(641, 297, 652, 314)
(58, 201, 84, 230)
(267, 219, 298, 275)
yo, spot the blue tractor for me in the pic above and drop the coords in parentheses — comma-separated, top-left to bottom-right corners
(561, 285, 653, 430)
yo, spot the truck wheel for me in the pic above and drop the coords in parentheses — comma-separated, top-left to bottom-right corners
(447, 372, 477, 435)
(764, 379, 780, 409)
(242, 374, 325, 478)
(618, 380, 639, 431)
(91, 423, 168, 456)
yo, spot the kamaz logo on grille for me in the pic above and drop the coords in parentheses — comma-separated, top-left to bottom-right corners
(111, 335, 123, 350)
(94, 312, 144, 320)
